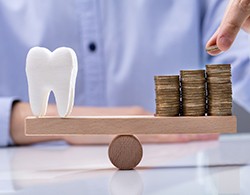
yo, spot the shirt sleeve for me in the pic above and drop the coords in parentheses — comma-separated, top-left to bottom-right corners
(0, 97, 19, 147)
(202, 0, 250, 113)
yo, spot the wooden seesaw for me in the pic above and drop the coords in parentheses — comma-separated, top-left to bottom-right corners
(25, 115, 237, 170)
(24, 48, 236, 170)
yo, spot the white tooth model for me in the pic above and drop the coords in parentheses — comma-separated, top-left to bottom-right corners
(26, 47, 78, 117)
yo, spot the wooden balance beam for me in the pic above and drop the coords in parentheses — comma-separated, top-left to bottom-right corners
(25, 115, 237, 170)
(25, 115, 236, 135)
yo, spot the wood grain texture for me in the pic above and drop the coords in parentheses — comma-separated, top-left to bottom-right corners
(25, 115, 237, 135)
(108, 135, 143, 170)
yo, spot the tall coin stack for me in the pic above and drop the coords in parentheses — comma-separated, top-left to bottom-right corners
(206, 64, 232, 116)
(180, 70, 206, 116)
(154, 76, 180, 116)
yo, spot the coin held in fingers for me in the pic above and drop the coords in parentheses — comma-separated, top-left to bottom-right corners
(206, 45, 220, 52)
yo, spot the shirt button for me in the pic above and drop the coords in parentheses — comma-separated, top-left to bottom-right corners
(88, 42, 97, 52)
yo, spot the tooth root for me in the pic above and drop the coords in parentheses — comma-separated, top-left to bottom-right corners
(29, 86, 50, 117)
(68, 87, 75, 115)
(53, 86, 75, 117)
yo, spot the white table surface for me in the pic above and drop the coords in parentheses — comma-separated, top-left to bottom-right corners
(1, 134, 250, 195)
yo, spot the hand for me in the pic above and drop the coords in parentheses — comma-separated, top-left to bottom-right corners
(206, 0, 250, 55)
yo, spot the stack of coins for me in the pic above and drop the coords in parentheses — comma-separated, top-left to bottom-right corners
(154, 76, 180, 116)
(206, 64, 232, 116)
(180, 70, 206, 116)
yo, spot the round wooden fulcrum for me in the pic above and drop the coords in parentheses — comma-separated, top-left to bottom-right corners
(108, 135, 143, 170)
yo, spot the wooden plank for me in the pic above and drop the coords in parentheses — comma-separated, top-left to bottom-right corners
(25, 115, 237, 136)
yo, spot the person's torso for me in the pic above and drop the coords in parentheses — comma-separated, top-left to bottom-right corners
(0, 0, 207, 112)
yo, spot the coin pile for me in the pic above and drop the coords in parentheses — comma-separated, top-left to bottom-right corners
(154, 76, 180, 116)
(206, 64, 232, 116)
(180, 70, 206, 116)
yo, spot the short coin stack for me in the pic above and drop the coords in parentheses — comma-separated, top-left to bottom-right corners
(180, 70, 206, 116)
(154, 76, 180, 116)
(206, 64, 232, 116)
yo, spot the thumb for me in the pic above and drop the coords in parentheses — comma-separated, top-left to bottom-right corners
(206, 28, 222, 56)
(217, 0, 250, 51)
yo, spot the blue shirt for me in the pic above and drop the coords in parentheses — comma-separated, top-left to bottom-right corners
(0, 0, 249, 146)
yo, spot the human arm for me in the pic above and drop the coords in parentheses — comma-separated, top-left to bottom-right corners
(10, 102, 218, 145)
(10, 102, 152, 145)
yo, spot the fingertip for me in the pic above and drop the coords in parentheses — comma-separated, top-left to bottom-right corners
(205, 32, 222, 56)
(217, 35, 233, 51)
(207, 50, 223, 56)
(206, 45, 223, 56)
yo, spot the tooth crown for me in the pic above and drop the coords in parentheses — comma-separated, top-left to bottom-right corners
(26, 47, 78, 117)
